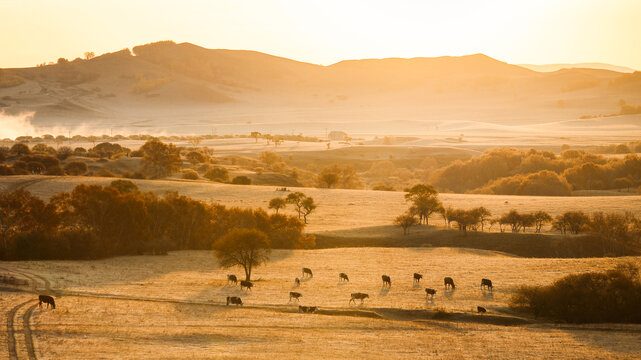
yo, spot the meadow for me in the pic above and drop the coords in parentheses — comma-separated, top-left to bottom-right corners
(2, 248, 641, 359)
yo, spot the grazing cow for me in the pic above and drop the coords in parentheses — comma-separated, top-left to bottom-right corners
(413, 273, 423, 284)
(425, 288, 436, 299)
(226, 296, 243, 306)
(38, 295, 55, 309)
(227, 274, 238, 284)
(295, 277, 301, 286)
(477, 306, 487, 313)
(481, 278, 493, 291)
(240, 280, 253, 291)
(289, 291, 302, 302)
(339, 273, 349, 282)
(299, 305, 318, 313)
(444, 277, 455, 289)
(382, 275, 391, 287)
(349, 292, 369, 304)
(302, 267, 313, 278)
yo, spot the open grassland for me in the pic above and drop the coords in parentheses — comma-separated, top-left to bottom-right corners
(2, 248, 641, 359)
(2, 175, 640, 234)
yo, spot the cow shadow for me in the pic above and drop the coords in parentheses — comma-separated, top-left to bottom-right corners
(379, 287, 390, 296)
(482, 290, 494, 300)
(444, 288, 455, 299)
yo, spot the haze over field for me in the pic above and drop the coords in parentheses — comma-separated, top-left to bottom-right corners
(2, 1, 641, 359)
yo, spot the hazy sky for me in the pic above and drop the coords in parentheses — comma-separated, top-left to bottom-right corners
(1, 0, 639, 69)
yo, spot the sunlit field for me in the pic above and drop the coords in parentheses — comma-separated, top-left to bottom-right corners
(2, 248, 641, 359)
(1, 175, 640, 234)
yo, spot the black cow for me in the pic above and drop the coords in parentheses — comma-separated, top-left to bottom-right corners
(289, 291, 302, 302)
(350, 293, 369, 304)
(339, 273, 349, 282)
(302, 267, 313, 278)
(413, 273, 423, 284)
(481, 278, 493, 291)
(444, 277, 455, 289)
(477, 306, 487, 313)
(295, 277, 301, 286)
(227, 274, 238, 284)
(38, 295, 56, 309)
(425, 288, 436, 299)
(382, 275, 391, 287)
(226, 296, 243, 306)
(240, 280, 253, 291)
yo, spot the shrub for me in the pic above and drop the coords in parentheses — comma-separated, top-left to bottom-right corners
(204, 167, 229, 182)
(109, 179, 139, 194)
(181, 169, 199, 180)
(510, 264, 641, 323)
(10, 143, 30, 156)
(231, 175, 251, 185)
(64, 161, 88, 175)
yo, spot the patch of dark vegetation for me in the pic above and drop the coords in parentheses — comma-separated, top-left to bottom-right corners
(313, 229, 634, 258)
(510, 263, 641, 323)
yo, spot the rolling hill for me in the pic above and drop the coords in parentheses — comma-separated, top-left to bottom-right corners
(1, 41, 640, 136)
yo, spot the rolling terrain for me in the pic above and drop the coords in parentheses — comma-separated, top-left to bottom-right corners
(1, 41, 641, 136)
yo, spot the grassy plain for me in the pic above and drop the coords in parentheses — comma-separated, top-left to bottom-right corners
(2, 248, 641, 359)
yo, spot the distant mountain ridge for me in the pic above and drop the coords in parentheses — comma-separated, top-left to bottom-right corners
(0, 41, 640, 135)
(519, 63, 637, 74)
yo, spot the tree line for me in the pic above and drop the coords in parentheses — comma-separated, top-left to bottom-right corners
(0, 182, 314, 260)
(395, 183, 641, 256)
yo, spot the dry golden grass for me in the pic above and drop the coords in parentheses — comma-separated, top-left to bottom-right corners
(3, 248, 641, 359)
(2, 175, 639, 233)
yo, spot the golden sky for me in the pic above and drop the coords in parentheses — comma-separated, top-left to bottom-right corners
(1, 0, 639, 69)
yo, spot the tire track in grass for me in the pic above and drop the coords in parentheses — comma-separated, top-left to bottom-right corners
(6, 299, 37, 360)
(23, 303, 38, 360)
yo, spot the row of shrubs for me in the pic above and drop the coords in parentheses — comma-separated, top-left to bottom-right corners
(0, 182, 314, 261)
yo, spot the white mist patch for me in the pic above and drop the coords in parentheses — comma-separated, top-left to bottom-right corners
(0, 111, 37, 139)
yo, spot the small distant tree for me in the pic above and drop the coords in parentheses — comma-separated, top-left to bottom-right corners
(500, 210, 522, 232)
(471, 207, 492, 232)
(181, 169, 199, 180)
(212, 229, 271, 281)
(56, 146, 73, 160)
(251, 132, 261, 143)
(140, 139, 182, 178)
(533, 211, 552, 233)
(301, 197, 317, 224)
(10, 143, 30, 156)
(395, 213, 418, 235)
(286, 192, 306, 219)
(450, 209, 481, 235)
(84, 52, 95, 60)
(268, 198, 287, 213)
(404, 184, 440, 225)
(317, 166, 340, 188)
(439, 206, 455, 228)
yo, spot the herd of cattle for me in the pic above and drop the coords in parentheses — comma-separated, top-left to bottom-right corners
(225, 267, 493, 314)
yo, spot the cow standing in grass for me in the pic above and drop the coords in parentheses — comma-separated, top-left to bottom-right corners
(289, 292, 302, 302)
(382, 275, 391, 288)
(226, 296, 243, 306)
(481, 278, 493, 291)
(227, 274, 238, 285)
(425, 288, 436, 300)
(302, 267, 313, 278)
(339, 273, 349, 282)
(444, 277, 455, 289)
(350, 293, 369, 305)
(240, 280, 253, 291)
(413, 273, 423, 285)
(38, 295, 56, 309)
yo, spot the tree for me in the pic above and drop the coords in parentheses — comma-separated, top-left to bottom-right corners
(140, 139, 182, 178)
(500, 210, 522, 232)
(213, 228, 271, 281)
(301, 197, 317, 224)
(10, 143, 30, 156)
(553, 211, 589, 235)
(404, 184, 440, 225)
(56, 146, 73, 160)
(84, 52, 95, 60)
(251, 132, 261, 143)
(286, 192, 306, 219)
(471, 207, 492, 232)
(317, 166, 340, 188)
(533, 211, 552, 233)
(268, 198, 287, 213)
(395, 213, 418, 235)
(439, 206, 455, 228)
(449, 209, 480, 234)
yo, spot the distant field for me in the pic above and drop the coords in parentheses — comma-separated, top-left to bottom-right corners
(2, 175, 640, 234)
(2, 248, 641, 359)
